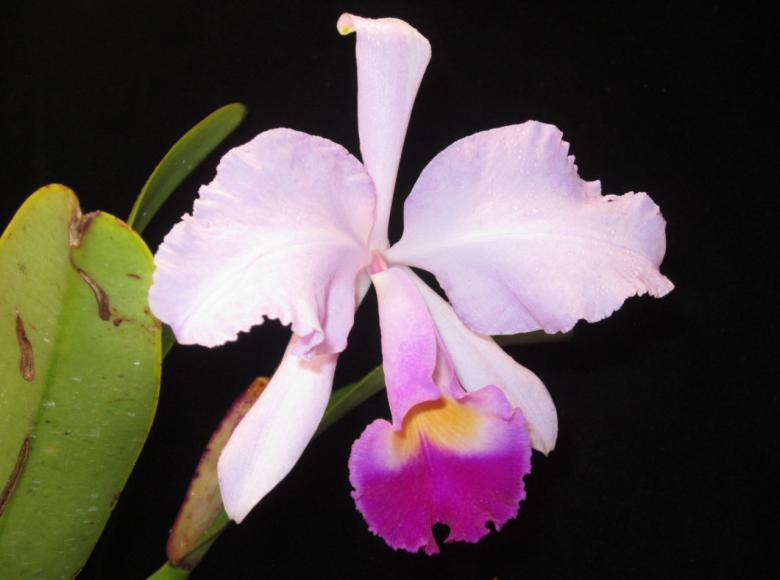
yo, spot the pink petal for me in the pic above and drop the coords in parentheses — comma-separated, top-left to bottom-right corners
(387, 121, 674, 336)
(371, 266, 441, 426)
(407, 270, 558, 454)
(149, 128, 375, 356)
(349, 386, 532, 555)
(217, 337, 337, 522)
(338, 13, 431, 249)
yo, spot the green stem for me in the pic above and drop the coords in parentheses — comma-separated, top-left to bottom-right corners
(148, 561, 192, 580)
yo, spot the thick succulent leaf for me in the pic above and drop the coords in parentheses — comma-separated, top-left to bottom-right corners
(127, 103, 247, 234)
(158, 365, 385, 575)
(0, 185, 161, 577)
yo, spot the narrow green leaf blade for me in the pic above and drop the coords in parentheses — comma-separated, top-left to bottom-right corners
(316, 365, 385, 435)
(127, 103, 247, 234)
(0, 185, 161, 577)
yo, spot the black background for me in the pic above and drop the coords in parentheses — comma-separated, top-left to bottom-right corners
(1, 2, 776, 578)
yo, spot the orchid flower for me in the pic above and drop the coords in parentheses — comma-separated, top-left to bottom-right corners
(149, 14, 672, 555)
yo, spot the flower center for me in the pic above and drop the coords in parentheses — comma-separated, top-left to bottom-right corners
(367, 252, 388, 274)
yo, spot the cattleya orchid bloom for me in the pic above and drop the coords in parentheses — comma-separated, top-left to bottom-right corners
(149, 14, 672, 554)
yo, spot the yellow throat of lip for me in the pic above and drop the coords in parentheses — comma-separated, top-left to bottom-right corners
(389, 396, 486, 463)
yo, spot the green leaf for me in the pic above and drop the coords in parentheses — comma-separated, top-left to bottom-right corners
(154, 365, 385, 577)
(0, 185, 161, 577)
(127, 103, 247, 234)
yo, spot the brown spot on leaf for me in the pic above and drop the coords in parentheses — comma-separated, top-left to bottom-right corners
(0, 437, 31, 516)
(126, 273, 141, 279)
(16, 262, 27, 274)
(143, 307, 163, 329)
(15, 313, 34, 382)
(68, 209, 110, 321)
(68, 210, 100, 248)
(77, 269, 111, 321)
